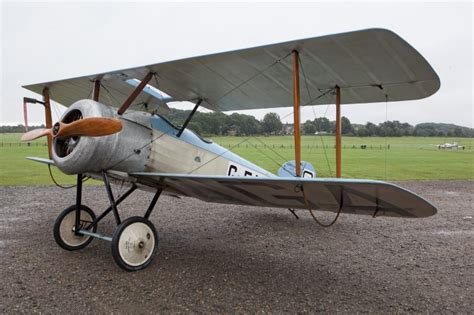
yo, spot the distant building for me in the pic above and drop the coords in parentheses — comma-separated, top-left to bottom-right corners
(283, 124, 293, 135)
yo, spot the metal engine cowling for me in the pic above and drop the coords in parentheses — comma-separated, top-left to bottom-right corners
(52, 99, 152, 175)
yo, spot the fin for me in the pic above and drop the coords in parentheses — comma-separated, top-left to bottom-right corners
(278, 160, 316, 178)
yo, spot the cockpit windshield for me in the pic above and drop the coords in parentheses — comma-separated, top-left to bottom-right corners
(157, 114, 212, 144)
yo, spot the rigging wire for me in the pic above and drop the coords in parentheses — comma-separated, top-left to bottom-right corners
(186, 136, 254, 174)
(184, 52, 296, 175)
(297, 55, 342, 225)
(298, 55, 334, 177)
(100, 82, 122, 106)
(243, 138, 290, 171)
(108, 125, 176, 171)
(187, 53, 337, 177)
(93, 50, 352, 228)
(214, 51, 293, 104)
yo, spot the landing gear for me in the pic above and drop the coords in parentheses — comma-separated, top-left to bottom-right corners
(111, 217, 158, 271)
(53, 205, 97, 250)
(52, 172, 163, 271)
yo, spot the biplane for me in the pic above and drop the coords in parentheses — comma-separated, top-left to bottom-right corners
(21, 28, 440, 271)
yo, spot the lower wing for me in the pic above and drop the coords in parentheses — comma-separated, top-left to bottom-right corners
(26, 157, 436, 218)
(131, 172, 436, 218)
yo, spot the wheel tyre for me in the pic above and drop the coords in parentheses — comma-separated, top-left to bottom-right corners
(111, 216, 159, 272)
(53, 205, 97, 251)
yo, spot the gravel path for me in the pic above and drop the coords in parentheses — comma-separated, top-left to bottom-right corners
(0, 180, 473, 313)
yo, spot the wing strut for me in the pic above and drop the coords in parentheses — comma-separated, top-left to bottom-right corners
(292, 50, 301, 177)
(93, 79, 101, 101)
(335, 86, 342, 178)
(42, 87, 53, 158)
(117, 72, 153, 115)
(177, 98, 203, 137)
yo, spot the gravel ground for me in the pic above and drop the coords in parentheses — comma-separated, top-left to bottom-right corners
(0, 180, 473, 313)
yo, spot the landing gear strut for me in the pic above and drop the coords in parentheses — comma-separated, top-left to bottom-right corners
(52, 172, 162, 271)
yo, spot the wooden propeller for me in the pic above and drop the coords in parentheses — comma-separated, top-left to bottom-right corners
(21, 117, 122, 141)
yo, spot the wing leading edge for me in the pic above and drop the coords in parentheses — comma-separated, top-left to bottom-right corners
(130, 172, 437, 218)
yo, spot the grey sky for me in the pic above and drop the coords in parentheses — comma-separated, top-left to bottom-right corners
(1, 1, 473, 127)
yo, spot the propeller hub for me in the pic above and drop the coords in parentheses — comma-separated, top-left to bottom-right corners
(52, 122, 61, 136)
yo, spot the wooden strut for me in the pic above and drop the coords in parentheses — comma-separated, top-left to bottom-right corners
(335, 86, 342, 178)
(93, 80, 101, 101)
(292, 50, 301, 177)
(117, 72, 153, 115)
(42, 87, 53, 159)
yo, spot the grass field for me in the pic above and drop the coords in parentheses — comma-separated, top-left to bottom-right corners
(1, 133, 473, 185)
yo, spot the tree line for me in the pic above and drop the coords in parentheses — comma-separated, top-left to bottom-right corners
(302, 118, 474, 137)
(1, 108, 473, 137)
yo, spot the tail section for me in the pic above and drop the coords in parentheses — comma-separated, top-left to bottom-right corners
(278, 160, 316, 178)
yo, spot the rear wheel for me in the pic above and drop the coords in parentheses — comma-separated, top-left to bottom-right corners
(53, 205, 97, 251)
(111, 216, 158, 271)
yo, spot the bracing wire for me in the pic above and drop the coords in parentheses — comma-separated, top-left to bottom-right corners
(100, 82, 122, 106)
(214, 51, 293, 104)
(297, 54, 342, 225)
(298, 55, 334, 177)
(108, 126, 176, 171)
(187, 136, 253, 174)
(184, 52, 295, 175)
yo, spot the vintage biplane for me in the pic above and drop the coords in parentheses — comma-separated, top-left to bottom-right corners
(21, 29, 440, 271)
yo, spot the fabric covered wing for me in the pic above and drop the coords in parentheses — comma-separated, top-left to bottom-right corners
(130, 173, 437, 218)
(23, 28, 439, 111)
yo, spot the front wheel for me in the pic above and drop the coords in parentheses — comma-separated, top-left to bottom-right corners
(111, 216, 159, 271)
(53, 205, 97, 251)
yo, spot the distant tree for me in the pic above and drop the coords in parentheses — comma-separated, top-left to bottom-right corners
(0, 124, 45, 133)
(262, 112, 283, 134)
(314, 117, 331, 132)
(401, 122, 414, 136)
(356, 127, 368, 137)
(302, 120, 316, 135)
(454, 127, 464, 137)
(341, 116, 353, 134)
(3, 108, 473, 138)
(365, 122, 378, 136)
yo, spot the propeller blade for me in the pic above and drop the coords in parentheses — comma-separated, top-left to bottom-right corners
(55, 117, 122, 138)
(21, 128, 52, 141)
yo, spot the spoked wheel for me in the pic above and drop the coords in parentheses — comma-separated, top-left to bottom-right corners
(111, 216, 158, 272)
(53, 205, 97, 251)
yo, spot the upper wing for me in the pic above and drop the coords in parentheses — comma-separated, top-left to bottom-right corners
(130, 172, 437, 218)
(23, 28, 440, 112)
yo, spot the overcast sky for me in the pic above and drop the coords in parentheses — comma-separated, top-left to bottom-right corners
(1, 1, 473, 127)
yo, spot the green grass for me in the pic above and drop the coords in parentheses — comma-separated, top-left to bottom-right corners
(212, 135, 474, 180)
(1, 133, 473, 185)
(0, 134, 93, 185)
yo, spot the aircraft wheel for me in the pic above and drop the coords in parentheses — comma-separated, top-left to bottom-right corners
(111, 216, 158, 272)
(53, 205, 97, 251)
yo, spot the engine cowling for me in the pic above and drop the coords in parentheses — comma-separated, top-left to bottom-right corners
(52, 99, 152, 175)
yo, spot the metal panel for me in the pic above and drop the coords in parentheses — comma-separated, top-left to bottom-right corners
(23, 28, 440, 112)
